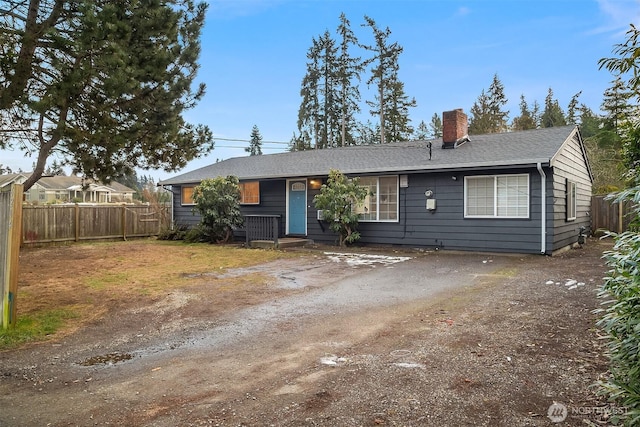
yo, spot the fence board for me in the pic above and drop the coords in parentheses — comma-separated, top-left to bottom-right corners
(22, 204, 168, 245)
(591, 195, 635, 234)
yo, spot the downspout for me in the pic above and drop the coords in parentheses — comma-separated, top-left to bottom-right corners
(161, 185, 174, 230)
(536, 163, 546, 254)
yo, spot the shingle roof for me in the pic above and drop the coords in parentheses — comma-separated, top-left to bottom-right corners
(0, 173, 26, 188)
(0, 173, 136, 193)
(159, 126, 579, 185)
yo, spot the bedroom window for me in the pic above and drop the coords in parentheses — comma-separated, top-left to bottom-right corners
(355, 176, 398, 222)
(239, 181, 260, 205)
(181, 185, 196, 205)
(567, 180, 577, 221)
(464, 174, 529, 218)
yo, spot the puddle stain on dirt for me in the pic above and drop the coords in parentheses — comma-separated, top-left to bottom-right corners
(79, 352, 134, 366)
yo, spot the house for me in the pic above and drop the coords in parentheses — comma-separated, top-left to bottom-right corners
(159, 109, 592, 255)
(0, 173, 136, 203)
(0, 172, 28, 189)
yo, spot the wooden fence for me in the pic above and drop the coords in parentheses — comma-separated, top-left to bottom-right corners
(591, 195, 635, 234)
(21, 204, 169, 245)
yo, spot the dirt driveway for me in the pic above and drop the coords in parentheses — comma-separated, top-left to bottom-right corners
(0, 239, 614, 426)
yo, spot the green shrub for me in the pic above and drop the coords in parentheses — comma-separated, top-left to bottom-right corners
(313, 169, 369, 246)
(157, 224, 189, 240)
(597, 186, 640, 425)
(192, 176, 244, 243)
(184, 224, 207, 243)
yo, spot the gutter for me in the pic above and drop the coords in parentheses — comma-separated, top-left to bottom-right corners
(536, 163, 546, 254)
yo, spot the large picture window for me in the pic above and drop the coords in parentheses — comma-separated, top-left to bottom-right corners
(464, 174, 529, 218)
(181, 185, 196, 205)
(355, 176, 398, 222)
(239, 181, 260, 205)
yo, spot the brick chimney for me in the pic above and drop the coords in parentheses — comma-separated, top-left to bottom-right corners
(442, 109, 469, 149)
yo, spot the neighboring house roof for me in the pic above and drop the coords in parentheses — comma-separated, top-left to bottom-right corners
(160, 125, 586, 186)
(0, 173, 28, 188)
(0, 173, 136, 194)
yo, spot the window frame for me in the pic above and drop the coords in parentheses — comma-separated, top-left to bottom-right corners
(239, 181, 260, 205)
(566, 179, 577, 221)
(355, 175, 399, 222)
(181, 185, 196, 206)
(464, 173, 530, 219)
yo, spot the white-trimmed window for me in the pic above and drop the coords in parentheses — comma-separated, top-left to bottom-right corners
(181, 185, 196, 205)
(464, 174, 529, 218)
(356, 176, 398, 222)
(566, 180, 577, 221)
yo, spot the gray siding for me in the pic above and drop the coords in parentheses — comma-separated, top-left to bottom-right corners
(171, 187, 199, 228)
(171, 180, 287, 237)
(170, 160, 588, 255)
(549, 132, 592, 251)
(308, 169, 547, 254)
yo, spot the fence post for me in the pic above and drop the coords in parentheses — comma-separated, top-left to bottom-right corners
(2, 184, 23, 329)
(272, 216, 279, 246)
(618, 200, 623, 234)
(75, 204, 80, 242)
(122, 204, 127, 241)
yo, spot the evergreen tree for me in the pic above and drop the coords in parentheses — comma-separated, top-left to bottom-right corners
(429, 113, 443, 138)
(601, 76, 634, 134)
(336, 13, 362, 147)
(578, 105, 603, 138)
(468, 89, 492, 134)
(0, 164, 12, 174)
(386, 79, 417, 141)
(580, 105, 624, 193)
(413, 120, 429, 140)
(246, 125, 263, 156)
(540, 88, 567, 127)
(298, 47, 321, 149)
(355, 120, 380, 145)
(0, 0, 212, 192)
(566, 91, 582, 125)
(469, 74, 509, 134)
(298, 31, 340, 149)
(289, 131, 312, 152)
(361, 15, 416, 144)
(511, 95, 538, 131)
(49, 160, 65, 176)
(115, 167, 142, 199)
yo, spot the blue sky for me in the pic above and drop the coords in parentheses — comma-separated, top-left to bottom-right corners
(2, 0, 639, 181)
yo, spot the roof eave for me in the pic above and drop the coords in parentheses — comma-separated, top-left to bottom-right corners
(159, 159, 553, 185)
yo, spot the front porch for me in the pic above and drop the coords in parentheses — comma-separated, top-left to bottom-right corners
(244, 214, 312, 249)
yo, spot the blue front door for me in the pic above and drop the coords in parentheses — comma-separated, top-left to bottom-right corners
(288, 180, 307, 235)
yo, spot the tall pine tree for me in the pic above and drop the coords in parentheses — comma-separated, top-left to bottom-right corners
(246, 125, 263, 155)
(361, 15, 416, 144)
(601, 76, 634, 134)
(468, 74, 509, 134)
(413, 120, 429, 140)
(511, 95, 538, 131)
(429, 113, 443, 138)
(0, 0, 212, 191)
(336, 13, 362, 147)
(540, 88, 567, 127)
(297, 31, 340, 149)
